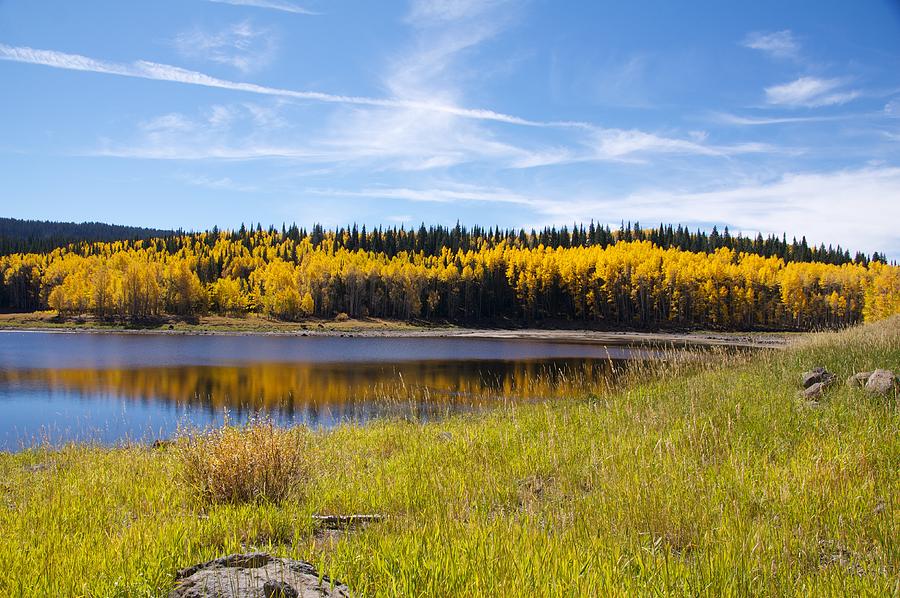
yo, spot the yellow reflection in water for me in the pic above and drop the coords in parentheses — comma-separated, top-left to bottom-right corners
(0, 360, 624, 413)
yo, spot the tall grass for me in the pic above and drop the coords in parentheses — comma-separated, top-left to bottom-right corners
(175, 417, 311, 504)
(0, 318, 897, 596)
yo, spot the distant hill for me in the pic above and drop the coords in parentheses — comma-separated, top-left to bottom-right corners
(0, 217, 176, 255)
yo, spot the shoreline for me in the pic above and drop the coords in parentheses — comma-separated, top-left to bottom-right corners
(0, 313, 791, 348)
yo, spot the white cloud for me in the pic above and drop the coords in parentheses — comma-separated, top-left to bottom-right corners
(742, 30, 799, 60)
(139, 113, 196, 133)
(406, 0, 509, 25)
(0, 41, 746, 168)
(173, 21, 276, 73)
(0, 43, 578, 127)
(207, 104, 237, 128)
(206, 0, 318, 15)
(765, 76, 859, 107)
(584, 129, 773, 163)
(886, 98, 900, 118)
(713, 112, 852, 126)
(175, 172, 259, 192)
(540, 166, 900, 256)
(310, 184, 541, 206)
(305, 166, 900, 256)
(96, 103, 322, 160)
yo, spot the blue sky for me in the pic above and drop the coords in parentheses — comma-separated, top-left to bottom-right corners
(1, 0, 899, 256)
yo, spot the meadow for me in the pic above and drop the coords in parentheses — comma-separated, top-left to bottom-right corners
(0, 317, 897, 596)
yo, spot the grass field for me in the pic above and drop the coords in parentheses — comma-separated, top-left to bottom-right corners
(0, 318, 897, 596)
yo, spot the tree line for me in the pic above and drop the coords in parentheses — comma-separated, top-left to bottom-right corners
(1, 226, 897, 330)
(2, 218, 886, 266)
(223, 221, 883, 266)
(0, 217, 174, 256)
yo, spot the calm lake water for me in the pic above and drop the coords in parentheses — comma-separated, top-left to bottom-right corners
(0, 330, 664, 451)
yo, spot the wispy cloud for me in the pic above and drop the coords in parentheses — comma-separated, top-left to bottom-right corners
(173, 20, 275, 73)
(742, 30, 799, 60)
(0, 42, 764, 167)
(96, 103, 321, 160)
(0, 43, 582, 127)
(543, 167, 900, 256)
(886, 98, 900, 118)
(765, 76, 859, 107)
(304, 166, 900, 255)
(140, 113, 196, 133)
(310, 184, 541, 206)
(713, 112, 853, 126)
(175, 172, 259, 192)
(589, 128, 770, 160)
(406, 0, 511, 26)
(0, 37, 793, 173)
(206, 0, 318, 15)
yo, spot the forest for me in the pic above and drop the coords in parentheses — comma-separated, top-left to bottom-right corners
(0, 217, 174, 255)
(1, 223, 898, 330)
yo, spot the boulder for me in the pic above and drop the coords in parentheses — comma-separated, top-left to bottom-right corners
(846, 372, 873, 388)
(801, 367, 833, 389)
(169, 553, 348, 598)
(799, 381, 830, 400)
(865, 369, 897, 395)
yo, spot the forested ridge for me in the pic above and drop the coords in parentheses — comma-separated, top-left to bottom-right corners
(0, 217, 174, 255)
(1, 222, 898, 331)
(1, 218, 886, 265)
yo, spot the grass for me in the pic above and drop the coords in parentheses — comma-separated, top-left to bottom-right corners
(0, 318, 898, 596)
(175, 417, 313, 505)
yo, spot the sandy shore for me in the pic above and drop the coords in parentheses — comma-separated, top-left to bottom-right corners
(0, 313, 790, 348)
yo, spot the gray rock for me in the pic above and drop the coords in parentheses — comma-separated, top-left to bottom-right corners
(799, 381, 831, 400)
(169, 553, 348, 598)
(865, 369, 897, 395)
(801, 367, 832, 389)
(264, 580, 298, 598)
(846, 372, 873, 388)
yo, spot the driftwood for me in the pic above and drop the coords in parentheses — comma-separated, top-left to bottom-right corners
(312, 514, 384, 529)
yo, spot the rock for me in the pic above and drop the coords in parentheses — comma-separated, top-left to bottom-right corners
(801, 367, 833, 389)
(169, 553, 348, 598)
(799, 381, 831, 400)
(312, 514, 383, 530)
(846, 372, 873, 388)
(22, 461, 54, 473)
(264, 580, 298, 598)
(865, 369, 897, 395)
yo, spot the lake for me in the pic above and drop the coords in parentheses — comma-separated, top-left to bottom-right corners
(0, 330, 668, 451)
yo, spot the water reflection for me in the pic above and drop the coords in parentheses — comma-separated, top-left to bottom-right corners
(0, 359, 624, 450)
(0, 331, 659, 450)
(2, 359, 625, 408)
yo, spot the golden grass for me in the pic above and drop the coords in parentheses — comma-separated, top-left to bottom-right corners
(175, 417, 312, 505)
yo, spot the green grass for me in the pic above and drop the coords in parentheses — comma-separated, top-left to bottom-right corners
(1, 318, 898, 596)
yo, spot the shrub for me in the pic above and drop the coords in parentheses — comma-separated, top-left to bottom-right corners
(175, 418, 310, 504)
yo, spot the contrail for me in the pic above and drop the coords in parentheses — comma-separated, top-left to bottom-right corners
(0, 43, 591, 130)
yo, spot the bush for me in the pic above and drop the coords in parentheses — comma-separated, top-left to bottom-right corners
(175, 418, 310, 504)
(334, 312, 350, 322)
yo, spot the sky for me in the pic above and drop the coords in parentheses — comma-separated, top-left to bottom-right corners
(1, 0, 899, 257)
